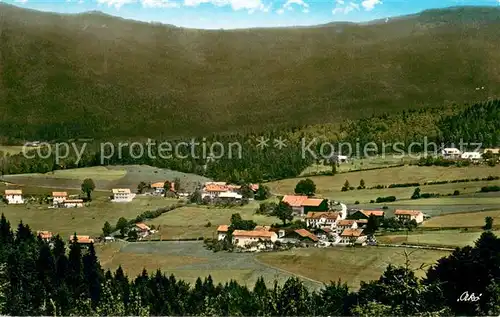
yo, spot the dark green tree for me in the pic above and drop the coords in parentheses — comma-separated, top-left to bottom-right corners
(115, 218, 129, 237)
(483, 216, 493, 230)
(81, 178, 96, 201)
(102, 221, 112, 237)
(294, 179, 316, 196)
(273, 201, 294, 226)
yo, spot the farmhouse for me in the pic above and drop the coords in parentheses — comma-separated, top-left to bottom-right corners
(349, 210, 385, 220)
(394, 210, 424, 224)
(112, 188, 135, 202)
(69, 235, 94, 245)
(218, 191, 243, 200)
(37, 231, 53, 242)
(202, 182, 240, 199)
(135, 223, 151, 238)
(63, 199, 84, 208)
(483, 148, 500, 155)
(441, 148, 461, 159)
(4, 189, 24, 204)
(339, 228, 366, 245)
(151, 181, 176, 195)
(272, 228, 318, 244)
(305, 212, 340, 228)
(281, 195, 328, 216)
(52, 192, 68, 206)
(461, 152, 482, 161)
(232, 230, 277, 248)
(217, 225, 229, 241)
(336, 219, 358, 231)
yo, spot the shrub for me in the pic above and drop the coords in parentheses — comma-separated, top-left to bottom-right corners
(354, 201, 360, 205)
(453, 190, 460, 196)
(375, 196, 396, 203)
(480, 186, 500, 193)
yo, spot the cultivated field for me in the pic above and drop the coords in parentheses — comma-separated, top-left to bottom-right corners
(255, 247, 449, 290)
(422, 210, 500, 228)
(96, 241, 323, 290)
(300, 155, 418, 176)
(146, 202, 279, 240)
(0, 164, 211, 192)
(268, 165, 500, 197)
(0, 196, 180, 237)
(377, 230, 500, 248)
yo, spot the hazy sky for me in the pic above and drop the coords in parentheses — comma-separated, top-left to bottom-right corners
(3, 0, 500, 29)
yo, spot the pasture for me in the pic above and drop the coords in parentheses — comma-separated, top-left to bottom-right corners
(146, 203, 279, 240)
(422, 209, 500, 228)
(377, 230, 500, 248)
(0, 196, 180, 238)
(0, 164, 211, 192)
(267, 165, 500, 196)
(96, 241, 323, 290)
(255, 247, 449, 290)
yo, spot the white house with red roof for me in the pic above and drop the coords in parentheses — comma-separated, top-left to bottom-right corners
(305, 211, 340, 228)
(394, 210, 424, 224)
(281, 195, 328, 216)
(4, 189, 24, 204)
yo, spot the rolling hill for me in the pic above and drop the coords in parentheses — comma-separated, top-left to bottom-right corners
(0, 4, 500, 140)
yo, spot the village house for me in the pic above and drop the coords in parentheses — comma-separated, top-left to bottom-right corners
(349, 210, 385, 220)
(461, 152, 482, 161)
(150, 181, 176, 195)
(249, 184, 259, 192)
(339, 228, 366, 245)
(394, 210, 424, 224)
(52, 192, 68, 206)
(232, 230, 277, 249)
(37, 231, 53, 242)
(218, 191, 243, 200)
(202, 182, 236, 199)
(112, 188, 135, 202)
(441, 147, 462, 159)
(4, 189, 24, 204)
(281, 195, 328, 216)
(336, 219, 358, 231)
(313, 227, 336, 241)
(217, 225, 229, 241)
(135, 223, 151, 238)
(68, 235, 95, 245)
(271, 228, 318, 244)
(483, 148, 500, 155)
(305, 211, 340, 228)
(63, 199, 84, 208)
(355, 219, 368, 228)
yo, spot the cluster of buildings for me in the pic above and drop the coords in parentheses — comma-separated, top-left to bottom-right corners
(442, 147, 500, 161)
(216, 204, 425, 251)
(200, 182, 259, 201)
(3, 189, 84, 207)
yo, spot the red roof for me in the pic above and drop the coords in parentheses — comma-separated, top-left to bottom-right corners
(395, 210, 422, 216)
(294, 229, 319, 242)
(232, 230, 276, 239)
(337, 220, 357, 226)
(37, 231, 53, 240)
(217, 225, 229, 232)
(135, 223, 150, 231)
(282, 195, 325, 207)
(306, 212, 339, 220)
(361, 210, 384, 217)
(341, 228, 364, 237)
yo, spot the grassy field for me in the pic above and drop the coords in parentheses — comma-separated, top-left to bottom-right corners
(0, 165, 211, 192)
(96, 241, 323, 289)
(268, 165, 500, 196)
(0, 196, 180, 237)
(422, 210, 500, 228)
(255, 247, 449, 290)
(377, 230, 500, 247)
(301, 155, 418, 176)
(145, 202, 279, 240)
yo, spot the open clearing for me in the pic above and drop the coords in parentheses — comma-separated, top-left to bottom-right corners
(377, 230, 500, 247)
(0, 165, 211, 192)
(422, 210, 500, 228)
(268, 165, 500, 197)
(0, 196, 180, 237)
(333, 180, 500, 204)
(96, 241, 448, 290)
(96, 241, 323, 290)
(255, 247, 449, 290)
(301, 155, 417, 175)
(146, 202, 279, 240)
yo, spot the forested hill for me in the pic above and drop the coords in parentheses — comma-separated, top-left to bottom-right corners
(1, 4, 500, 140)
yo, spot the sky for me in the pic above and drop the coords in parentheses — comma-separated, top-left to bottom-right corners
(2, 0, 500, 29)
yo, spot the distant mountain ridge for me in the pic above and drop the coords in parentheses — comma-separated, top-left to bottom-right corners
(0, 4, 500, 140)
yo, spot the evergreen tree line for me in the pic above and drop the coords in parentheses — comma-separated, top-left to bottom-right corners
(0, 214, 498, 316)
(0, 100, 498, 182)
